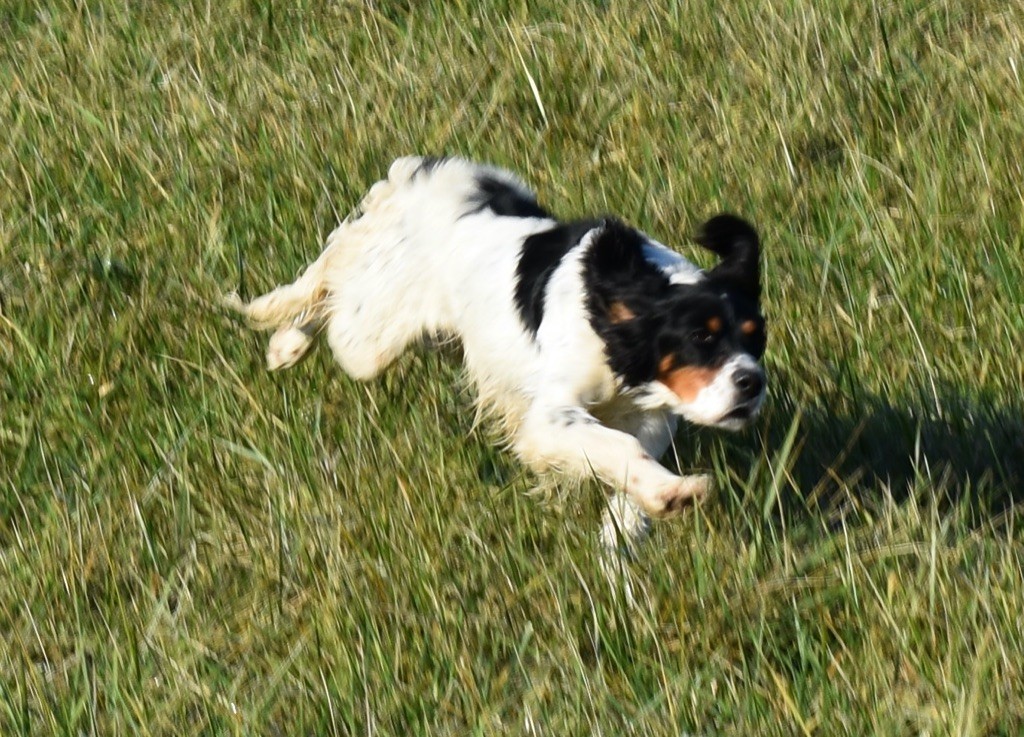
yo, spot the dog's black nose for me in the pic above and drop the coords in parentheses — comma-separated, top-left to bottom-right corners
(733, 368, 765, 401)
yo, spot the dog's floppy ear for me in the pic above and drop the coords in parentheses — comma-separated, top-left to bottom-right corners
(587, 218, 649, 279)
(585, 218, 667, 318)
(695, 214, 760, 299)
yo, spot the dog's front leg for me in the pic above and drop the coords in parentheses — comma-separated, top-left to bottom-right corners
(600, 492, 651, 558)
(515, 405, 711, 517)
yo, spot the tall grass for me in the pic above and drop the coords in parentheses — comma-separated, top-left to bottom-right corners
(2, 1, 1022, 734)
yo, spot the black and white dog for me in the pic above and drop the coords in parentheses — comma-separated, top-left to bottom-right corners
(229, 156, 766, 551)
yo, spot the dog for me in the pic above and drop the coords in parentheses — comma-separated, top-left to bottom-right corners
(228, 156, 766, 553)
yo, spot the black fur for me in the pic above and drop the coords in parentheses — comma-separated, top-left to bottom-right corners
(583, 220, 674, 386)
(516, 214, 765, 385)
(514, 219, 602, 334)
(467, 174, 550, 219)
(696, 214, 766, 358)
(415, 156, 450, 176)
(695, 213, 761, 300)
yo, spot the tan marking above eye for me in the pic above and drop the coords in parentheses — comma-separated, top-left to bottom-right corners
(707, 316, 723, 333)
(657, 362, 720, 402)
(608, 301, 636, 323)
(741, 320, 759, 335)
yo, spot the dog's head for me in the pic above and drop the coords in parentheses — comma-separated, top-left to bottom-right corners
(585, 215, 767, 430)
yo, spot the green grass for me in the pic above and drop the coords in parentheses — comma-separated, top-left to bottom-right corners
(2, 1, 1023, 734)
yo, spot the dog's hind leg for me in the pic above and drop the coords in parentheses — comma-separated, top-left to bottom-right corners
(227, 282, 325, 371)
(319, 228, 441, 381)
(232, 156, 443, 378)
(323, 286, 432, 380)
(224, 244, 332, 331)
(225, 235, 338, 371)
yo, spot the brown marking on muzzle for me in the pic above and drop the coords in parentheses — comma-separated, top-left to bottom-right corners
(657, 355, 720, 402)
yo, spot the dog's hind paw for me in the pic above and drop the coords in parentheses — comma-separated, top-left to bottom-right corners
(266, 325, 315, 370)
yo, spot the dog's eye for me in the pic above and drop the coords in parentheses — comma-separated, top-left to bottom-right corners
(691, 328, 715, 345)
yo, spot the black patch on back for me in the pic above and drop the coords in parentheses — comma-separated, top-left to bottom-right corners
(515, 219, 602, 334)
(467, 174, 550, 219)
(415, 156, 449, 175)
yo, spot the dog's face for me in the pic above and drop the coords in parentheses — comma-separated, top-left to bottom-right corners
(648, 285, 766, 429)
(585, 215, 767, 430)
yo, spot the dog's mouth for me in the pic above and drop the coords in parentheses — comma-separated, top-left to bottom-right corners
(725, 404, 754, 420)
(719, 401, 762, 427)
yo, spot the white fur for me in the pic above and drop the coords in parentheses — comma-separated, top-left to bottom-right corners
(229, 156, 757, 553)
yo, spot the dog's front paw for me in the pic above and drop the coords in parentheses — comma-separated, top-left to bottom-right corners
(648, 473, 713, 517)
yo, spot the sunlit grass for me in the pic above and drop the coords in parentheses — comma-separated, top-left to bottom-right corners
(2, 1, 1023, 734)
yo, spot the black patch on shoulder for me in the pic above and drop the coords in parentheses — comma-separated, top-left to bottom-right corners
(467, 174, 550, 219)
(515, 219, 602, 334)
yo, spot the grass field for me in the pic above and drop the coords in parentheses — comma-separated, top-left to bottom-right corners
(2, 1, 1024, 734)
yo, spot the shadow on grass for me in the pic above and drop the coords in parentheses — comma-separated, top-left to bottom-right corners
(706, 371, 1024, 523)
(345, 343, 1023, 525)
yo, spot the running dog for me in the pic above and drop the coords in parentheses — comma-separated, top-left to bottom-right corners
(228, 156, 767, 551)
